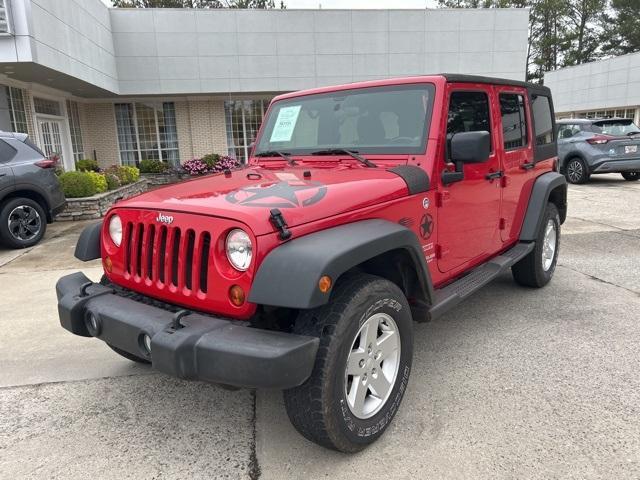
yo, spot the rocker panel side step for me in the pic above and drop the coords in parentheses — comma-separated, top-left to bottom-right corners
(429, 242, 534, 320)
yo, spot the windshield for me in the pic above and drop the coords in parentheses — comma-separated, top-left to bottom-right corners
(592, 119, 640, 136)
(255, 84, 435, 156)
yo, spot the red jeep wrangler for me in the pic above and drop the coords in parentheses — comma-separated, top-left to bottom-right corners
(57, 75, 566, 452)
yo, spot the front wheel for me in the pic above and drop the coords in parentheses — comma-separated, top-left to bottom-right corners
(283, 273, 413, 453)
(512, 202, 560, 288)
(621, 172, 640, 181)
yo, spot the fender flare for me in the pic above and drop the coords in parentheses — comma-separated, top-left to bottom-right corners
(248, 219, 434, 309)
(520, 172, 567, 242)
(75, 221, 103, 261)
(559, 151, 586, 172)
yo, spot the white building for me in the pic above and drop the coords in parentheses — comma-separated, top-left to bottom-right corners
(544, 51, 640, 124)
(0, 0, 529, 171)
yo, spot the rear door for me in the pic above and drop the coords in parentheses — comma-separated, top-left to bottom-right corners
(495, 87, 535, 243)
(0, 139, 16, 197)
(436, 84, 502, 273)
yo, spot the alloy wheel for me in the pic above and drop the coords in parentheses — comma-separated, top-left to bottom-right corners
(344, 312, 401, 419)
(567, 160, 583, 183)
(8, 205, 42, 242)
(542, 219, 557, 271)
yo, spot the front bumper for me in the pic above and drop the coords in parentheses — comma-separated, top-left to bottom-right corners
(591, 157, 640, 173)
(56, 272, 319, 389)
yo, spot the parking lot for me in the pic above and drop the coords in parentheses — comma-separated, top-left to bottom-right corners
(1, 173, 639, 479)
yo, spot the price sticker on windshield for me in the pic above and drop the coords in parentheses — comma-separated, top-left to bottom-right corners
(270, 105, 301, 142)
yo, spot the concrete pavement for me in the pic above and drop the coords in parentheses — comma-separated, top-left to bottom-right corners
(1, 174, 639, 479)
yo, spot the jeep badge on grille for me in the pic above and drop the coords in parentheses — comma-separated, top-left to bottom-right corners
(156, 213, 174, 224)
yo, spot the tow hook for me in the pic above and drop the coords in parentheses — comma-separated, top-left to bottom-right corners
(270, 208, 292, 241)
(171, 309, 191, 330)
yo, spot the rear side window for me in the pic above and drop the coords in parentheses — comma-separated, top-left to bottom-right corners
(447, 91, 492, 149)
(499, 93, 528, 150)
(0, 139, 17, 163)
(23, 137, 46, 157)
(557, 124, 581, 139)
(531, 95, 554, 145)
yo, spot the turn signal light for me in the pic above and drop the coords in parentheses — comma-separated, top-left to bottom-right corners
(318, 275, 332, 293)
(229, 285, 246, 306)
(586, 135, 613, 145)
(104, 256, 113, 273)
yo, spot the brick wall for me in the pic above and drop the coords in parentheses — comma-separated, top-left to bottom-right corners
(178, 99, 228, 161)
(82, 102, 119, 169)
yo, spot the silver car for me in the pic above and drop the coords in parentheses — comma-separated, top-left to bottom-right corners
(557, 118, 640, 184)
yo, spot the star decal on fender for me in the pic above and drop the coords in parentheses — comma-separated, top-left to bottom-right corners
(419, 213, 434, 240)
(226, 180, 327, 208)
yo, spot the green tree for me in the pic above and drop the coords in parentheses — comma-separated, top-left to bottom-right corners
(563, 0, 607, 66)
(602, 0, 640, 55)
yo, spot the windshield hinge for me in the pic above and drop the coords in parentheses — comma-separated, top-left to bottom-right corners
(269, 209, 292, 241)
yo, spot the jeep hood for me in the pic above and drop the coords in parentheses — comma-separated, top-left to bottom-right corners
(116, 164, 412, 236)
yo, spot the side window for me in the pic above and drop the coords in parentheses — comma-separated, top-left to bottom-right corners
(557, 124, 580, 139)
(499, 93, 528, 150)
(447, 91, 492, 149)
(0, 139, 17, 163)
(531, 94, 554, 145)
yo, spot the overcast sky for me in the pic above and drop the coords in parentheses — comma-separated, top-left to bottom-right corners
(102, 0, 441, 8)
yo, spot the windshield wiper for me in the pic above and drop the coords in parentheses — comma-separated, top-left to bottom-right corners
(310, 148, 377, 168)
(255, 150, 296, 166)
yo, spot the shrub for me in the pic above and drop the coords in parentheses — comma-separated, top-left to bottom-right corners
(75, 159, 100, 172)
(202, 153, 221, 168)
(183, 155, 240, 176)
(104, 165, 140, 185)
(105, 173, 121, 190)
(58, 171, 97, 198)
(139, 159, 169, 174)
(86, 171, 107, 193)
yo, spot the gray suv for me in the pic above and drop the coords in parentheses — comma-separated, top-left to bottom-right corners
(0, 131, 66, 248)
(557, 118, 640, 184)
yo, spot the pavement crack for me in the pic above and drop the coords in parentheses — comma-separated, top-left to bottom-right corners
(0, 371, 158, 391)
(248, 389, 262, 480)
(568, 216, 639, 239)
(558, 263, 640, 296)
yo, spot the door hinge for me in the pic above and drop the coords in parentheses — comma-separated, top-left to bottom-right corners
(500, 175, 508, 188)
(435, 244, 448, 259)
(499, 218, 506, 230)
(436, 190, 451, 207)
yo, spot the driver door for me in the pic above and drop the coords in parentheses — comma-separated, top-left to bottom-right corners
(437, 86, 503, 274)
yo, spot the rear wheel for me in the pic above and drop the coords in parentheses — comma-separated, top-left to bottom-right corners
(0, 197, 47, 249)
(565, 157, 589, 184)
(621, 172, 640, 181)
(512, 202, 560, 288)
(283, 273, 413, 453)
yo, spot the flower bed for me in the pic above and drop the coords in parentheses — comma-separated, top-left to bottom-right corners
(55, 179, 149, 222)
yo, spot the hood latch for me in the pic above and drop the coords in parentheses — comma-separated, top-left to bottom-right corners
(269, 209, 292, 241)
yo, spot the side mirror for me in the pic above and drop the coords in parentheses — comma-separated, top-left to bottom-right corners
(442, 130, 491, 185)
(450, 131, 491, 164)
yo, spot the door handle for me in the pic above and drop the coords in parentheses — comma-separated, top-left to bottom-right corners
(520, 162, 535, 170)
(0, 173, 6, 177)
(485, 170, 504, 180)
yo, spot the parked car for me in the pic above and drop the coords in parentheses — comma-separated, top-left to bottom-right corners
(557, 118, 640, 184)
(56, 75, 566, 452)
(0, 131, 66, 248)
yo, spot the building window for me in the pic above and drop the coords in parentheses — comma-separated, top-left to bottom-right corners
(34, 97, 62, 116)
(224, 99, 271, 163)
(66, 100, 84, 161)
(1, 86, 28, 134)
(0, 1, 13, 34)
(578, 108, 636, 120)
(114, 102, 179, 167)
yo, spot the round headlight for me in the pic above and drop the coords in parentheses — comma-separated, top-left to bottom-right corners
(226, 229, 252, 271)
(108, 214, 123, 247)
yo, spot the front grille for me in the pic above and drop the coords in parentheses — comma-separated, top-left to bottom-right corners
(123, 221, 211, 294)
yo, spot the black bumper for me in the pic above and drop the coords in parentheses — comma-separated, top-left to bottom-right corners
(56, 272, 319, 389)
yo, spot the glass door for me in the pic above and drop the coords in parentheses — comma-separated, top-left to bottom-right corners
(37, 119, 65, 165)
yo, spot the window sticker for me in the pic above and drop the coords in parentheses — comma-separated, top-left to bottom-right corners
(270, 105, 301, 142)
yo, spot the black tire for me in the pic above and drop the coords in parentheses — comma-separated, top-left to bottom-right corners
(283, 273, 413, 453)
(564, 157, 590, 184)
(512, 202, 560, 288)
(621, 172, 640, 181)
(107, 344, 150, 364)
(0, 197, 47, 249)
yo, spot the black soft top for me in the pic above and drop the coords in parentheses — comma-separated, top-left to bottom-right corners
(442, 74, 552, 96)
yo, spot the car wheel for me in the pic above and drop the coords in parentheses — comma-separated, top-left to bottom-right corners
(565, 157, 589, 184)
(621, 172, 640, 181)
(512, 202, 560, 288)
(107, 344, 151, 364)
(283, 273, 413, 453)
(0, 197, 47, 249)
